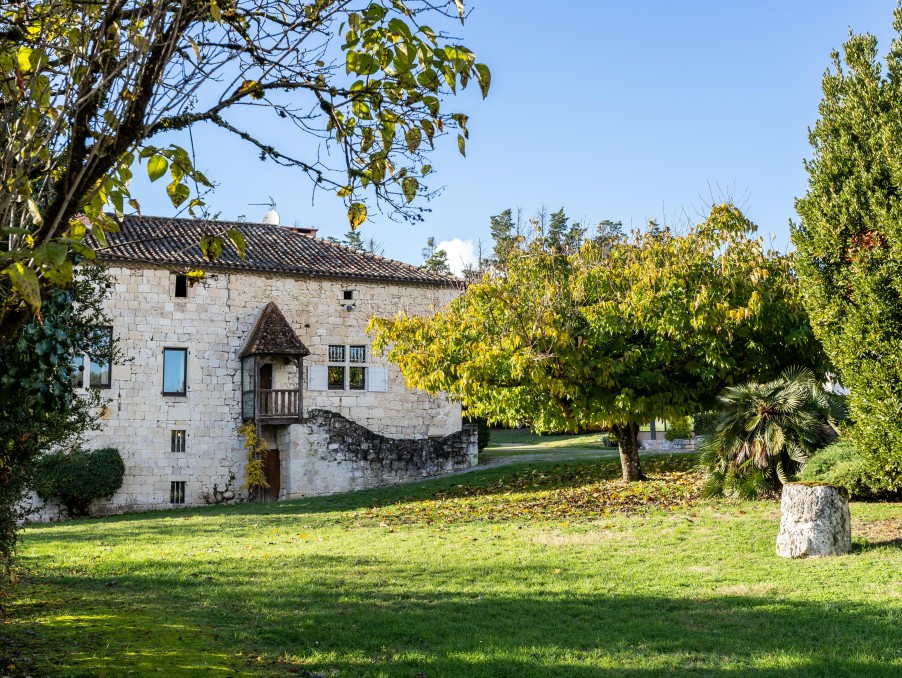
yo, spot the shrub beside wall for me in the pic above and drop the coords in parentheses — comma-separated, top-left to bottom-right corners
(798, 441, 894, 500)
(34, 448, 125, 517)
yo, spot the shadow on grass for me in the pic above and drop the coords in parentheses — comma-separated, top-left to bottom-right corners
(9, 540, 902, 677)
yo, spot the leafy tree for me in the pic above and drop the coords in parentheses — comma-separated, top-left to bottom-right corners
(793, 7, 902, 491)
(371, 205, 826, 482)
(488, 208, 519, 266)
(421, 236, 450, 274)
(0, 266, 114, 598)
(0, 0, 490, 344)
(344, 229, 366, 251)
(699, 367, 845, 499)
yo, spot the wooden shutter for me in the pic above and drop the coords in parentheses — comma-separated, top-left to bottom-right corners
(307, 365, 328, 391)
(367, 366, 388, 392)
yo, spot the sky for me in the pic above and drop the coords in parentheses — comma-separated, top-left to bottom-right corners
(130, 1, 899, 274)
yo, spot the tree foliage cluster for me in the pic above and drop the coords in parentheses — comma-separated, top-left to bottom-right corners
(0, 0, 488, 344)
(372, 204, 826, 482)
(794, 6, 902, 490)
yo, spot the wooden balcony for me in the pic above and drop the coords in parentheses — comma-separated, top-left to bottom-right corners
(256, 388, 301, 424)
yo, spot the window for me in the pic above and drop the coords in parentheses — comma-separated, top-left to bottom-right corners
(343, 289, 354, 301)
(162, 348, 187, 396)
(171, 430, 186, 453)
(88, 326, 113, 388)
(326, 344, 368, 390)
(327, 366, 344, 390)
(174, 273, 188, 298)
(349, 366, 366, 390)
(170, 481, 186, 505)
(70, 354, 84, 387)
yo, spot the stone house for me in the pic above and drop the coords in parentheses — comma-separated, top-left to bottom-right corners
(50, 214, 477, 516)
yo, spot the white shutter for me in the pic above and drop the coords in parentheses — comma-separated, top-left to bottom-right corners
(307, 365, 328, 391)
(367, 366, 388, 392)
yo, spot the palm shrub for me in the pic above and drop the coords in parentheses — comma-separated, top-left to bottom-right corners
(699, 367, 846, 499)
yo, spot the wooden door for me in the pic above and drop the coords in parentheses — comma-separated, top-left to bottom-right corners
(263, 449, 280, 501)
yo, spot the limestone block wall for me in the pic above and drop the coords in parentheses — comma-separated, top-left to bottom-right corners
(44, 262, 463, 515)
(285, 409, 478, 497)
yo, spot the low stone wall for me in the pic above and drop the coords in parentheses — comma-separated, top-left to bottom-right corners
(639, 436, 699, 452)
(285, 409, 478, 497)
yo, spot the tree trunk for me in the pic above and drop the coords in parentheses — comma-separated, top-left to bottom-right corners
(611, 422, 645, 482)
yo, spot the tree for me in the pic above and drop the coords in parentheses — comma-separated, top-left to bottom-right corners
(421, 236, 450, 274)
(793, 7, 902, 491)
(0, 266, 114, 597)
(344, 229, 366, 251)
(371, 205, 827, 481)
(488, 208, 519, 266)
(0, 0, 490, 344)
(699, 367, 845, 499)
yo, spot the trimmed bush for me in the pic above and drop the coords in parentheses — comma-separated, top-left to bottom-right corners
(664, 417, 693, 441)
(34, 447, 125, 517)
(797, 441, 893, 500)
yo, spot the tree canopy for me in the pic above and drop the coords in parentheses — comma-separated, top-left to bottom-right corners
(793, 5, 902, 490)
(0, 0, 489, 342)
(371, 205, 827, 481)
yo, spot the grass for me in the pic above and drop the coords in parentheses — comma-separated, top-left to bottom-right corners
(5, 454, 902, 676)
(484, 428, 617, 458)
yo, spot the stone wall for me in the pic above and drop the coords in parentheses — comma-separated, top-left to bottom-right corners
(639, 437, 699, 452)
(48, 263, 462, 514)
(285, 410, 478, 497)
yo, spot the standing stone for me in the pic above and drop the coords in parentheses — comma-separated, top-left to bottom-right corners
(776, 483, 851, 558)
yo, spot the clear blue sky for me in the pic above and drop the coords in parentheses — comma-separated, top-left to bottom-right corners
(131, 1, 898, 272)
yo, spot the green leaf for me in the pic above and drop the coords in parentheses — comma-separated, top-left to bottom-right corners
(166, 181, 190, 207)
(405, 127, 422, 152)
(337, 185, 353, 198)
(227, 228, 247, 259)
(147, 155, 168, 182)
(200, 235, 225, 261)
(458, 134, 466, 157)
(402, 176, 419, 203)
(42, 260, 73, 286)
(348, 202, 368, 229)
(452, 0, 466, 24)
(4, 262, 41, 310)
(475, 63, 491, 98)
(210, 1, 222, 22)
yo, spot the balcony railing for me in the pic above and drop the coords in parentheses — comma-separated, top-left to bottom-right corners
(257, 389, 300, 419)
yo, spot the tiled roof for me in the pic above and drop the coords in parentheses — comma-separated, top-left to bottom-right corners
(91, 215, 459, 287)
(239, 302, 310, 358)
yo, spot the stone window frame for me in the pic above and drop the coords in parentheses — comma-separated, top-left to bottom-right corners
(171, 430, 187, 453)
(173, 273, 189, 299)
(170, 480, 186, 505)
(162, 347, 188, 397)
(327, 343, 368, 392)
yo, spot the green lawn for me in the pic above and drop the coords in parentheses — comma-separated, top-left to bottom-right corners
(5, 455, 902, 676)
(484, 428, 616, 457)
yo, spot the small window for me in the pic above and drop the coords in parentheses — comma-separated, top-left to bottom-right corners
(70, 354, 84, 386)
(328, 366, 344, 390)
(349, 345, 366, 363)
(171, 430, 186, 453)
(328, 345, 345, 362)
(349, 366, 366, 390)
(170, 481, 186, 505)
(343, 289, 354, 301)
(174, 274, 188, 298)
(162, 348, 187, 396)
(89, 326, 113, 388)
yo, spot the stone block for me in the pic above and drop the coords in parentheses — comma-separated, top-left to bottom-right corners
(776, 483, 851, 558)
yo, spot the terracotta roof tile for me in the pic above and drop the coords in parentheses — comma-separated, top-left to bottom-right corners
(239, 302, 310, 358)
(92, 215, 460, 287)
